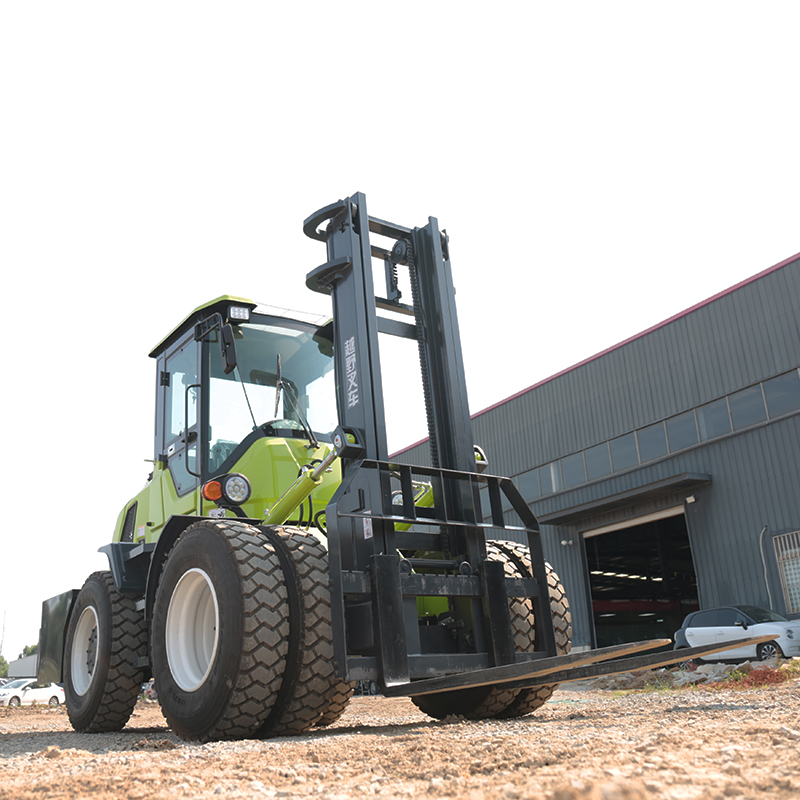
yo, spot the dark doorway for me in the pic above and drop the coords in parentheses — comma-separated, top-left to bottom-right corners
(585, 514, 699, 648)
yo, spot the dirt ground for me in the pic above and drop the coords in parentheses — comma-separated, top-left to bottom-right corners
(1, 678, 798, 800)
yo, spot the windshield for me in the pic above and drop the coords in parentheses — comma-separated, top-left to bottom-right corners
(206, 315, 336, 472)
(738, 605, 788, 624)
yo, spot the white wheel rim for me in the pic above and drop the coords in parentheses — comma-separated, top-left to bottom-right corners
(165, 568, 219, 691)
(71, 606, 99, 696)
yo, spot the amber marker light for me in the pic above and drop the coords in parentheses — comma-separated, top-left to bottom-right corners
(202, 480, 223, 502)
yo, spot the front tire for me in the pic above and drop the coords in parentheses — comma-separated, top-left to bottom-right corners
(757, 640, 783, 661)
(151, 520, 290, 741)
(63, 571, 146, 732)
(255, 527, 354, 737)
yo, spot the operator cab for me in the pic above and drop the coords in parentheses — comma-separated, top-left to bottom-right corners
(150, 296, 336, 498)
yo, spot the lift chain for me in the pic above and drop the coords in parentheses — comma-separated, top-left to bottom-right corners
(395, 236, 452, 557)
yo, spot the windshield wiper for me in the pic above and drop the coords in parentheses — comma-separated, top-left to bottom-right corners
(274, 354, 283, 418)
(274, 354, 319, 450)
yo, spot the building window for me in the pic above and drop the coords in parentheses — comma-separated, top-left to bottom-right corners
(539, 461, 562, 495)
(517, 468, 540, 501)
(729, 384, 768, 430)
(697, 397, 731, 441)
(561, 452, 587, 488)
(523, 367, 799, 500)
(585, 442, 613, 481)
(774, 530, 800, 614)
(666, 410, 699, 452)
(609, 432, 639, 472)
(637, 422, 668, 463)
(763, 370, 800, 419)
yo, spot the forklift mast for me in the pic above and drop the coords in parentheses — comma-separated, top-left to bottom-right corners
(303, 193, 557, 689)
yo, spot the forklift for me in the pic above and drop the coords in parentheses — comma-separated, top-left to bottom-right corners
(38, 193, 773, 741)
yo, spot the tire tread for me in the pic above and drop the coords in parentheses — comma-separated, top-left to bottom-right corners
(66, 571, 146, 733)
(257, 527, 352, 737)
(154, 520, 290, 741)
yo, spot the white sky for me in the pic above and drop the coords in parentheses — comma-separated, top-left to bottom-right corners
(1, 2, 798, 664)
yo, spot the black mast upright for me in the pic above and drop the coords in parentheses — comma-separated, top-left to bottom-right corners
(304, 193, 555, 689)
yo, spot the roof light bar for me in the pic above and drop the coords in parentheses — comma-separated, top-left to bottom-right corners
(228, 306, 251, 322)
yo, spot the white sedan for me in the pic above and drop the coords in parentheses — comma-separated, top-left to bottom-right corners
(0, 679, 65, 707)
(674, 605, 799, 661)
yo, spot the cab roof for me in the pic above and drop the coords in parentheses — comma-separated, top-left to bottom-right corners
(149, 295, 258, 358)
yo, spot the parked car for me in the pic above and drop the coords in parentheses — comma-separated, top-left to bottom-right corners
(0, 679, 65, 707)
(142, 680, 157, 701)
(674, 605, 799, 661)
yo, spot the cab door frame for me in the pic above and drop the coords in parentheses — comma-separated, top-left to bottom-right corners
(156, 331, 202, 516)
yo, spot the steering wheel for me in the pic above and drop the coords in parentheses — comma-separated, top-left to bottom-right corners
(261, 419, 303, 432)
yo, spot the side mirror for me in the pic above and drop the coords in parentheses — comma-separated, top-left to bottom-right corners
(735, 619, 747, 630)
(220, 324, 238, 375)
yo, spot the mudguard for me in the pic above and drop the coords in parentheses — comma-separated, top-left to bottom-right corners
(38, 589, 79, 683)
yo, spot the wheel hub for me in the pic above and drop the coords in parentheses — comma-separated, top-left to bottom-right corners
(165, 568, 220, 691)
(71, 606, 99, 696)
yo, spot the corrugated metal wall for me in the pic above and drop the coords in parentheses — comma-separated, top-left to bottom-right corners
(393, 255, 800, 647)
(469, 256, 800, 476)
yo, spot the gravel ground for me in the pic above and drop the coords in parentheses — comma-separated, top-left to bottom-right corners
(1, 678, 798, 800)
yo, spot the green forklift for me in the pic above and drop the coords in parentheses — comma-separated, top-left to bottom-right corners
(38, 193, 773, 742)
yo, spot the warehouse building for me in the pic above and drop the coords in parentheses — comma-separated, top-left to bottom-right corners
(396, 251, 800, 650)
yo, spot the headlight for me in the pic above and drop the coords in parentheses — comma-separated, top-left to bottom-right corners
(787, 629, 795, 639)
(223, 474, 251, 504)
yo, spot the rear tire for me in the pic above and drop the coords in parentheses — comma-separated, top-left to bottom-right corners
(64, 571, 146, 732)
(255, 527, 353, 736)
(151, 520, 290, 741)
(674, 649, 697, 671)
(315, 678, 356, 728)
(490, 541, 571, 719)
(411, 541, 572, 721)
(411, 541, 537, 721)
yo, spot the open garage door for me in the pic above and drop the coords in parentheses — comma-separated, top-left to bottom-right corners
(583, 509, 699, 648)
